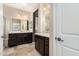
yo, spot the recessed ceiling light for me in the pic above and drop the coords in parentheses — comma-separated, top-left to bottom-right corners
(43, 7, 47, 11)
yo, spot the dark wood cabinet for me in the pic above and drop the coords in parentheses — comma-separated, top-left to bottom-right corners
(8, 33, 32, 47)
(40, 38, 45, 56)
(35, 35, 49, 56)
(35, 36, 40, 52)
(45, 38, 49, 56)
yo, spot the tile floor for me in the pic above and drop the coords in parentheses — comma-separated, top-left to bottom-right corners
(3, 43, 41, 56)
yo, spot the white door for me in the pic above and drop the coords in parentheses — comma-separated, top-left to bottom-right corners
(55, 3, 79, 56)
(0, 4, 3, 55)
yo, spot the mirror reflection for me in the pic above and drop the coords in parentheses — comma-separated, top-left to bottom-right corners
(12, 19, 32, 32)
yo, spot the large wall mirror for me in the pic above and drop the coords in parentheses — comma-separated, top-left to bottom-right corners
(41, 4, 51, 34)
(12, 19, 31, 32)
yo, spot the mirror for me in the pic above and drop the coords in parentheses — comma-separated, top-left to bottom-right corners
(12, 19, 21, 31)
(12, 19, 32, 32)
(41, 4, 51, 34)
(34, 4, 51, 34)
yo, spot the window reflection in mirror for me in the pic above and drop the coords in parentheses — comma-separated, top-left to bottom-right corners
(12, 19, 31, 32)
(12, 19, 21, 31)
(21, 20, 27, 32)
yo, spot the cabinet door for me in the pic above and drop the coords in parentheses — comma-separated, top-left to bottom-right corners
(27, 33, 32, 43)
(8, 34, 17, 47)
(35, 35, 40, 52)
(17, 37, 23, 45)
(45, 38, 49, 56)
(8, 38, 17, 47)
(40, 38, 45, 56)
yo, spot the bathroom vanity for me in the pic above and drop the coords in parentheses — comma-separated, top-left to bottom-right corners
(8, 18, 33, 47)
(8, 19, 33, 47)
(35, 33, 49, 56)
(8, 16, 33, 47)
(33, 4, 51, 56)
(8, 32, 32, 47)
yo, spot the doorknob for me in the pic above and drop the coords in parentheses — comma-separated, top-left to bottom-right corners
(55, 37, 64, 42)
(1, 36, 5, 38)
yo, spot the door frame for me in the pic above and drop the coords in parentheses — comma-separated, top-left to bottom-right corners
(52, 3, 57, 56)
(52, 3, 63, 56)
(0, 4, 4, 55)
(49, 3, 57, 56)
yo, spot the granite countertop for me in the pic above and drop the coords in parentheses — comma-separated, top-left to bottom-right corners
(9, 31, 33, 33)
(35, 33, 49, 37)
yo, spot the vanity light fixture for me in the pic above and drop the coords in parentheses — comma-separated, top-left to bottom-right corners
(15, 14, 28, 20)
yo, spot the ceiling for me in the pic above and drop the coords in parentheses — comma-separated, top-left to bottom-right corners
(4, 3, 39, 12)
